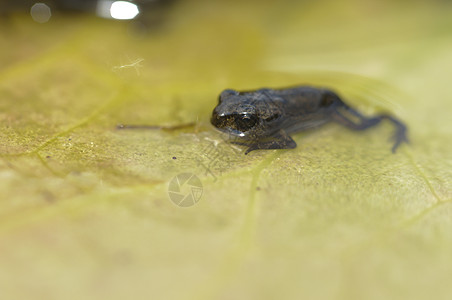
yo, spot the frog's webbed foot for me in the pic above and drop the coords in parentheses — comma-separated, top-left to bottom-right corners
(245, 130, 296, 155)
(332, 105, 409, 153)
(388, 119, 409, 153)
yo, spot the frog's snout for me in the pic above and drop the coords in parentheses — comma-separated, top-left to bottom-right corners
(210, 109, 221, 127)
(210, 109, 233, 130)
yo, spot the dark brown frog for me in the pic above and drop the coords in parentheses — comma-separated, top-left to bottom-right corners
(211, 86, 408, 154)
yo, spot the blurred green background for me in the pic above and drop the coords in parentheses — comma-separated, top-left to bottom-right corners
(0, 0, 451, 299)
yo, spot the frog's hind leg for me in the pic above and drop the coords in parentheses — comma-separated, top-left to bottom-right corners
(245, 130, 296, 155)
(332, 103, 408, 153)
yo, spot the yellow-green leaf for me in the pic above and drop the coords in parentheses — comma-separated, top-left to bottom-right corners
(1, 1, 451, 299)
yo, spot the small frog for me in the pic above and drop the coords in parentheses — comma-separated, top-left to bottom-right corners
(211, 86, 408, 154)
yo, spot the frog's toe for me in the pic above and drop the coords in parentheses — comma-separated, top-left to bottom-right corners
(244, 147, 255, 155)
(390, 131, 409, 153)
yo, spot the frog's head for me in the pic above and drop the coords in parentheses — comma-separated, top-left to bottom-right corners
(211, 89, 280, 138)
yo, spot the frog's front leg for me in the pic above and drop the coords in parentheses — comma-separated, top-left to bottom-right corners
(332, 105, 408, 153)
(245, 130, 296, 155)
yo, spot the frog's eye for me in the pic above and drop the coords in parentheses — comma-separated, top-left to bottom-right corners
(265, 113, 280, 122)
(236, 113, 258, 131)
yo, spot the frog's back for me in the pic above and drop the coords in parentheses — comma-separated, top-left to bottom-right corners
(273, 86, 328, 101)
(266, 86, 334, 115)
